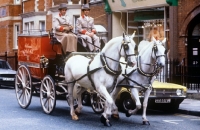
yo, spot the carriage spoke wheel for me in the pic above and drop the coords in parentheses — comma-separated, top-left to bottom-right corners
(40, 75, 56, 114)
(90, 92, 105, 114)
(15, 65, 32, 109)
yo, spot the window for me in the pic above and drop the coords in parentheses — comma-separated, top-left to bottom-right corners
(39, 21, 45, 31)
(13, 23, 20, 49)
(25, 22, 29, 32)
(30, 21, 34, 30)
(14, 0, 21, 4)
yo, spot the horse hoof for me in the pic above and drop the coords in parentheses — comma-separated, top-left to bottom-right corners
(125, 111, 131, 117)
(100, 115, 112, 127)
(111, 114, 120, 120)
(142, 121, 150, 125)
(72, 115, 79, 121)
(75, 110, 80, 116)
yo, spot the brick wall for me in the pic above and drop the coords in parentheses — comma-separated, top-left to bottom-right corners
(89, 4, 108, 30)
(38, 0, 45, 11)
(23, 0, 35, 13)
(0, 0, 13, 5)
(46, 14, 52, 31)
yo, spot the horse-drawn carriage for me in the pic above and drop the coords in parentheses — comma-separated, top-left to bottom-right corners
(15, 29, 139, 126)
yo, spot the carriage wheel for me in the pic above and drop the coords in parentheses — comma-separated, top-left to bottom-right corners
(40, 75, 56, 114)
(15, 65, 32, 109)
(90, 92, 105, 114)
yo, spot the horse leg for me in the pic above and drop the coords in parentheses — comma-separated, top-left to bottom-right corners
(75, 87, 86, 115)
(142, 87, 151, 125)
(110, 87, 122, 120)
(97, 86, 113, 127)
(67, 83, 79, 120)
(126, 88, 141, 117)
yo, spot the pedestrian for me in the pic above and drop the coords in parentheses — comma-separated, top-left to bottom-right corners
(76, 4, 100, 52)
(147, 26, 162, 42)
(53, 3, 77, 56)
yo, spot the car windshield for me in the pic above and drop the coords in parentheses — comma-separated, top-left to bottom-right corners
(0, 61, 11, 69)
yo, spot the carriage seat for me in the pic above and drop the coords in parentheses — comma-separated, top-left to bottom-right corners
(49, 31, 61, 45)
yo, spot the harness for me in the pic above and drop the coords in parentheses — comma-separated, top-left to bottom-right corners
(66, 37, 135, 92)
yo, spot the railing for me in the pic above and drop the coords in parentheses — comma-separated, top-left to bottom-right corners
(0, 52, 18, 71)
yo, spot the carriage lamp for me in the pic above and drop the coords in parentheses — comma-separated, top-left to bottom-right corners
(40, 55, 49, 72)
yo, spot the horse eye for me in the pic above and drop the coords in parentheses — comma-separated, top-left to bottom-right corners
(124, 44, 129, 50)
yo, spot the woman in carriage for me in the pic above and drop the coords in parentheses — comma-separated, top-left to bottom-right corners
(53, 3, 77, 56)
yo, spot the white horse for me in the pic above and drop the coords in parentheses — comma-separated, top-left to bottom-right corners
(110, 37, 166, 125)
(64, 33, 137, 126)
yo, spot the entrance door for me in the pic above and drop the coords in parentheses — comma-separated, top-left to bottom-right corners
(188, 36, 200, 66)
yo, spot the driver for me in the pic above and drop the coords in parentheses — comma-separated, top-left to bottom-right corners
(53, 3, 77, 56)
(76, 4, 100, 52)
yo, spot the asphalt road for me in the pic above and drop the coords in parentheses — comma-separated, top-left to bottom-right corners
(0, 87, 200, 130)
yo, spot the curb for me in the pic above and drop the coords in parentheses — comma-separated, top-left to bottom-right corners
(177, 109, 200, 116)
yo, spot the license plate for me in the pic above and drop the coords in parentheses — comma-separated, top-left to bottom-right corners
(3, 78, 14, 81)
(155, 99, 171, 103)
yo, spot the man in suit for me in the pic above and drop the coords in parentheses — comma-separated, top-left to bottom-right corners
(53, 3, 77, 56)
(76, 4, 100, 52)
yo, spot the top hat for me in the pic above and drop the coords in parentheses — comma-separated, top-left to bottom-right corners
(58, 3, 67, 10)
(81, 4, 90, 11)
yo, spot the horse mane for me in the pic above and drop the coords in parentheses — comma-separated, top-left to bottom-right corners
(102, 36, 122, 52)
(138, 40, 154, 56)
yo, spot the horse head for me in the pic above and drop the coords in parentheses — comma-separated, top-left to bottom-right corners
(121, 32, 137, 67)
(152, 37, 166, 67)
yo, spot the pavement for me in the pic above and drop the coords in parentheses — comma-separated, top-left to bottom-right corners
(178, 89, 200, 116)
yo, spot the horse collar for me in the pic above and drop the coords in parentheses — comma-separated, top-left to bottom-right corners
(100, 53, 122, 76)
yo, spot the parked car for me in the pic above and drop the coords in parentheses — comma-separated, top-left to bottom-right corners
(0, 59, 16, 87)
(115, 80, 187, 112)
(82, 80, 187, 113)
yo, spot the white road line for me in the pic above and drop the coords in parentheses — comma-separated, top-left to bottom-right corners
(163, 120, 183, 124)
(190, 119, 200, 120)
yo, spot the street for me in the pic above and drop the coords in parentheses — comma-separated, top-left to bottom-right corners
(0, 87, 200, 130)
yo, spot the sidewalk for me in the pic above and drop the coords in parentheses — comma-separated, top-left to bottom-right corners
(178, 89, 200, 116)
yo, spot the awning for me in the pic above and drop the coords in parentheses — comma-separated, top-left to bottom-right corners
(134, 11, 164, 22)
(104, 0, 178, 13)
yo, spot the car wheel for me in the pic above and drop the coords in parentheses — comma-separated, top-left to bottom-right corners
(121, 94, 136, 113)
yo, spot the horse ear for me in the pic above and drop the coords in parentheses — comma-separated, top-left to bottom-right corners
(131, 31, 136, 39)
(162, 38, 167, 44)
(123, 32, 125, 39)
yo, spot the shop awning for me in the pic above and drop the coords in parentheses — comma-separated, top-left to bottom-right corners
(134, 11, 164, 22)
(104, 0, 178, 13)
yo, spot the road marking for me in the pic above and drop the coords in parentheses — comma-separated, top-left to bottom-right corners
(190, 119, 200, 120)
(163, 120, 183, 124)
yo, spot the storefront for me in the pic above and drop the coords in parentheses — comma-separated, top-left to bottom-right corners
(105, 0, 177, 50)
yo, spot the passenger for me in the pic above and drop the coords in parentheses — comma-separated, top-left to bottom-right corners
(53, 3, 77, 56)
(76, 4, 100, 52)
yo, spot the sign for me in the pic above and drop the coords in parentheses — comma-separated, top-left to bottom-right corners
(107, 0, 169, 12)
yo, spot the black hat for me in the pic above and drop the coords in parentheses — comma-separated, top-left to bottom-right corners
(81, 4, 90, 11)
(58, 3, 67, 10)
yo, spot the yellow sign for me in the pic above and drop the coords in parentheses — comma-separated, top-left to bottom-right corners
(108, 0, 168, 12)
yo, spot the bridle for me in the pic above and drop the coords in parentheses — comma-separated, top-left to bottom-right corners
(137, 42, 166, 77)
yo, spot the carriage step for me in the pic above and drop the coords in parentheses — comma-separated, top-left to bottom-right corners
(32, 82, 41, 85)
